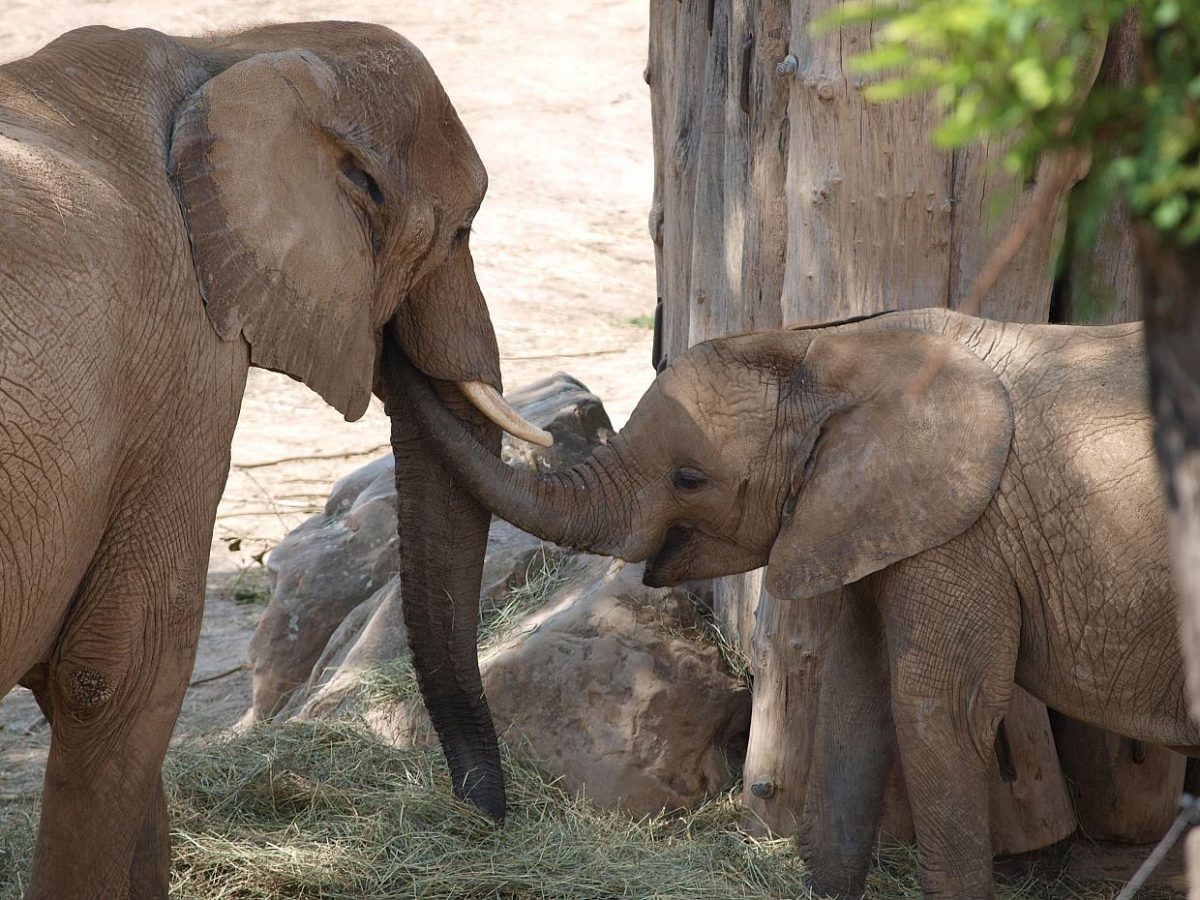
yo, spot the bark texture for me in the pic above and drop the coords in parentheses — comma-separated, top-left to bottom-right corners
(647, 0, 1169, 853)
(1137, 226, 1200, 895)
(1051, 11, 1188, 842)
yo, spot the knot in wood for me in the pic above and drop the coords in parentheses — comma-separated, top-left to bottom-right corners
(804, 78, 836, 100)
(750, 778, 776, 799)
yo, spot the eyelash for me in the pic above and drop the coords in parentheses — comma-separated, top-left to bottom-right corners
(672, 469, 707, 492)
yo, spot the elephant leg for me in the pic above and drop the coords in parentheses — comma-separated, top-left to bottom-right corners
(880, 554, 1019, 900)
(128, 774, 171, 899)
(19, 669, 167, 897)
(26, 512, 207, 900)
(799, 585, 893, 899)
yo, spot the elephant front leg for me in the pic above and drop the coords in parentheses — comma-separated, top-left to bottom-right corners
(881, 558, 1020, 900)
(23, 674, 171, 898)
(128, 774, 171, 898)
(798, 586, 894, 899)
(27, 536, 207, 899)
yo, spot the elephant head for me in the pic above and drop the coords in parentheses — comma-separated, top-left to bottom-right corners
(397, 320, 1014, 600)
(168, 23, 549, 819)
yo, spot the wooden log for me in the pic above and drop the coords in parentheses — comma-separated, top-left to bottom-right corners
(1051, 713, 1185, 843)
(1062, 7, 1144, 327)
(742, 586, 839, 834)
(989, 688, 1077, 855)
(654, 0, 711, 362)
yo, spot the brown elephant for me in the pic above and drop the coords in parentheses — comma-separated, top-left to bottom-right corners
(0, 22, 549, 899)
(398, 307, 1200, 899)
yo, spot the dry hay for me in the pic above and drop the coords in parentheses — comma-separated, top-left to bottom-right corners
(2, 716, 1182, 898)
(165, 720, 804, 899)
(0, 555, 1182, 898)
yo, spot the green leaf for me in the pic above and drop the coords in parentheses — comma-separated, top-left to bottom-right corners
(1010, 58, 1055, 108)
(1153, 194, 1188, 229)
(1155, 1, 1181, 27)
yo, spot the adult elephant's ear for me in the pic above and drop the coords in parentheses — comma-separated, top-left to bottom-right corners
(766, 331, 1013, 599)
(169, 50, 376, 421)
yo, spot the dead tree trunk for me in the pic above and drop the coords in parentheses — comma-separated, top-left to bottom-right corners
(1050, 12, 1188, 844)
(1137, 228, 1200, 891)
(647, 0, 1177, 856)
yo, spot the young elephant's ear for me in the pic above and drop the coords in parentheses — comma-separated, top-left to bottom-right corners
(766, 331, 1013, 600)
(169, 50, 377, 421)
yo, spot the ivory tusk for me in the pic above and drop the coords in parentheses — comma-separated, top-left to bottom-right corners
(458, 381, 554, 447)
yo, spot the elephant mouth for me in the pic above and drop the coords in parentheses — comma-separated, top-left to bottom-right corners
(642, 526, 693, 588)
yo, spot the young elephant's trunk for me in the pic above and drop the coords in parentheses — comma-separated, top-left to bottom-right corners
(386, 349, 640, 559)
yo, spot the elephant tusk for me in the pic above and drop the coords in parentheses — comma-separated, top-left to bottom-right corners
(458, 381, 554, 447)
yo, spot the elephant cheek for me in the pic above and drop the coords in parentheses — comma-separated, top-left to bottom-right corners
(642, 527, 694, 587)
(389, 245, 501, 389)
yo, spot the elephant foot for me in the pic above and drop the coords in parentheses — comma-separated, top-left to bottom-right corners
(800, 852, 868, 900)
(916, 868, 996, 900)
(804, 877, 866, 900)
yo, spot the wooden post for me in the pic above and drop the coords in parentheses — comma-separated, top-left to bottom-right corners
(646, 0, 1165, 857)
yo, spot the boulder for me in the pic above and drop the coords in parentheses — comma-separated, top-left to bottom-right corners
(369, 559, 753, 815)
(246, 372, 751, 814)
(244, 373, 612, 722)
(242, 457, 398, 723)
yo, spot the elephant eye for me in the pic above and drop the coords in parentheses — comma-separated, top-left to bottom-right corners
(339, 154, 384, 206)
(453, 225, 472, 246)
(672, 467, 708, 492)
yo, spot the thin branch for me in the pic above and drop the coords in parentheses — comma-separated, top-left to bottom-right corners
(215, 508, 321, 520)
(959, 146, 1090, 317)
(234, 444, 391, 469)
(189, 663, 248, 687)
(502, 348, 628, 361)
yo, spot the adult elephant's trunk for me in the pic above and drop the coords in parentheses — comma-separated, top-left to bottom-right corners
(388, 349, 641, 559)
(378, 335, 506, 820)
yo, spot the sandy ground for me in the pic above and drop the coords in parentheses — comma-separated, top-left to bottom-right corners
(0, 0, 656, 800)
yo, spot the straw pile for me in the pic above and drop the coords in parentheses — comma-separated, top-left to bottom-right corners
(1, 719, 1178, 898)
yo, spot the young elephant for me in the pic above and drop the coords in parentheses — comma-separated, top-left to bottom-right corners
(0, 22, 550, 898)
(397, 308, 1200, 899)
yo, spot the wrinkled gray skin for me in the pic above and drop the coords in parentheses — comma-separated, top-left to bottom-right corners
(401, 308, 1200, 899)
(0, 23, 516, 898)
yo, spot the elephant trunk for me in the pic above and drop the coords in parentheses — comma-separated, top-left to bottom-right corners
(378, 335, 505, 820)
(390, 349, 640, 559)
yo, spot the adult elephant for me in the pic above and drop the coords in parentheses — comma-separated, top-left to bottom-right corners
(0, 22, 547, 899)
(400, 307, 1200, 899)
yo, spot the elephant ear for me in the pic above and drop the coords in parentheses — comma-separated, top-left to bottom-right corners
(169, 50, 376, 421)
(766, 330, 1013, 600)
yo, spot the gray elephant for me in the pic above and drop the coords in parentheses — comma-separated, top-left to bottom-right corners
(398, 307, 1198, 899)
(0, 23, 549, 899)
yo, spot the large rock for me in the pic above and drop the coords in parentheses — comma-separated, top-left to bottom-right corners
(243, 457, 398, 722)
(244, 373, 612, 722)
(369, 559, 754, 815)
(288, 521, 566, 720)
(244, 370, 751, 814)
